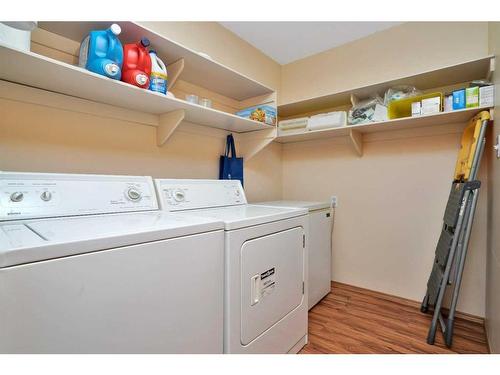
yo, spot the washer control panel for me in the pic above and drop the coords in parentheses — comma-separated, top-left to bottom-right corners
(0, 172, 158, 221)
(155, 179, 246, 211)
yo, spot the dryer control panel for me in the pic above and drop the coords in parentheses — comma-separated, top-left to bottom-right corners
(155, 179, 246, 211)
(0, 172, 158, 221)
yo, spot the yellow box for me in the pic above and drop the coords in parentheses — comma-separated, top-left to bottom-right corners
(387, 92, 443, 120)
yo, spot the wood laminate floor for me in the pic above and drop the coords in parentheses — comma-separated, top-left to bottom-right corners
(300, 282, 489, 354)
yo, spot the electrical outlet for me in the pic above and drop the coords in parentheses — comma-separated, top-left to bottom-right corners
(331, 196, 338, 208)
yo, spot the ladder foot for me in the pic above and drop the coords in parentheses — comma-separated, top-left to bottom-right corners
(420, 294, 429, 313)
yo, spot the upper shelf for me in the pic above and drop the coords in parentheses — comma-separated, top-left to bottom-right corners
(0, 44, 273, 133)
(37, 21, 275, 101)
(278, 55, 495, 118)
(274, 106, 492, 144)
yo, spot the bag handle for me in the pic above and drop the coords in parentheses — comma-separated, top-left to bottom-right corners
(225, 134, 237, 158)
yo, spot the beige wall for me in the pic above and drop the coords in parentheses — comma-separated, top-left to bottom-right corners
(280, 22, 489, 105)
(280, 22, 490, 317)
(486, 22, 500, 353)
(0, 23, 283, 202)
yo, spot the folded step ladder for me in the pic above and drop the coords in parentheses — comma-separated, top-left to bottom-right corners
(420, 111, 490, 347)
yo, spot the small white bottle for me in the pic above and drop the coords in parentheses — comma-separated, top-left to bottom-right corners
(149, 50, 168, 95)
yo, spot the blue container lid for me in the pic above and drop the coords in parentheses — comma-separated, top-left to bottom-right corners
(141, 37, 150, 47)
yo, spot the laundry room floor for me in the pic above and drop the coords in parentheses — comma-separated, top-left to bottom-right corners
(300, 282, 489, 354)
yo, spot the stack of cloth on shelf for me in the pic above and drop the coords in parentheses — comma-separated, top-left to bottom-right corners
(278, 117, 309, 136)
(278, 111, 347, 136)
(307, 111, 346, 131)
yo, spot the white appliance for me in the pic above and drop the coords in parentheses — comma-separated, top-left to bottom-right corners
(155, 179, 309, 354)
(0, 172, 225, 354)
(256, 201, 332, 309)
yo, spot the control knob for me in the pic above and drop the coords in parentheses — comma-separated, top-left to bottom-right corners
(173, 189, 185, 202)
(10, 192, 24, 202)
(126, 188, 142, 202)
(40, 191, 52, 202)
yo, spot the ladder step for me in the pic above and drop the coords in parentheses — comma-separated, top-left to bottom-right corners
(436, 230, 454, 267)
(443, 183, 467, 227)
(443, 181, 481, 227)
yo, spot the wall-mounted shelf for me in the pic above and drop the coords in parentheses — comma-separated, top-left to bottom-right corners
(275, 107, 492, 156)
(278, 55, 495, 118)
(0, 45, 274, 155)
(37, 21, 275, 101)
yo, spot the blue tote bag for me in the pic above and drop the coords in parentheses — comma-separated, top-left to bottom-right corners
(219, 134, 243, 186)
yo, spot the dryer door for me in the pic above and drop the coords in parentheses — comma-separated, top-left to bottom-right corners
(241, 226, 305, 345)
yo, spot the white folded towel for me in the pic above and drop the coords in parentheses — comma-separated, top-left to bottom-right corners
(278, 117, 309, 130)
(308, 111, 346, 131)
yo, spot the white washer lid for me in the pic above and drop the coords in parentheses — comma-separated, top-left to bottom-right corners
(173, 204, 307, 230)
(255, 200, 331, 211)
(0, 211, 223, 267)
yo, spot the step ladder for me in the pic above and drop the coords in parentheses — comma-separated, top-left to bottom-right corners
(420, 111, 490, 347)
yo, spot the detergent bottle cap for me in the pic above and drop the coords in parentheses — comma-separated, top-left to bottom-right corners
(109, 24, 121, 36)
(149, 49, 157, 54)
(140, 37, 150, 48)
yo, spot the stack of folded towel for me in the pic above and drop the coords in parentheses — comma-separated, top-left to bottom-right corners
(308, 111, 346, 131)
(278, 111, 347, 136)
(278, 117, 309, 136)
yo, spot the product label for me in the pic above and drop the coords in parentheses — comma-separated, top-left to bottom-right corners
(260, 267, 276, 298)
(149, 73, 168, 94)
(136, 74, 148, 86)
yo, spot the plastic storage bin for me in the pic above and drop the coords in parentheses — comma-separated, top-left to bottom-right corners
(387, 92, 443, 119)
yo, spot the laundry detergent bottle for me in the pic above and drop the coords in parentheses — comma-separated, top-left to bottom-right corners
(149, 50, 168, 94)
(78, 24, 123, 80)
(121, 37, 152, 89)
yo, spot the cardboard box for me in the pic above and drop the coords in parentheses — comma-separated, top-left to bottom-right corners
(479, 85, 494, 107)
(236, 105, 277, 125)
(452, 89, 466, 110)
(421, 96, 441, 115)
(465, 86, 479, 108)
(372, 104, 388, 122)
(411, 101, 421, 116)
(444, 95, 453, 112)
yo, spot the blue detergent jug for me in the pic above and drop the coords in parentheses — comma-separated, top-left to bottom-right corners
(78, 24, 123, 80)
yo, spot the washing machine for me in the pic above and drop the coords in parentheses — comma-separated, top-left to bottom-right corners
(0, 172, 225, 353)
(255, 201, 333, 309)
(154, 179, 309, 354)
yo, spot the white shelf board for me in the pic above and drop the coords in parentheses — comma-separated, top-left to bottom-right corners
(0, 45, 273, 133)
(37, 21, 275, 101)
(278, 55, 495, 117)
(274, 107, 491, 143)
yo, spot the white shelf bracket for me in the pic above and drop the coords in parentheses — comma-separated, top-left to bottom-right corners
(234, 127, 277, 161)
(487, 57, 495, 81)
(157, 109, 185, 146)
(168, 58, 184, 90)
(349, 129, 363, 157)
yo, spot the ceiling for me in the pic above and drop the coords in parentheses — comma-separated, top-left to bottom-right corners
(219, 22, 402, 65)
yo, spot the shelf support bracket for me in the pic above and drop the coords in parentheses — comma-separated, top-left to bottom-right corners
(157, 109, 185, 146)
(168, 58, 185, 90)
(349, 129, 363, 157)
(486, 57, 495, 81)
(234, 127, 277, 161)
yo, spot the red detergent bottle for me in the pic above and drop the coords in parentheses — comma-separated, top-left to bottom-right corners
(121, 37, 152, 88)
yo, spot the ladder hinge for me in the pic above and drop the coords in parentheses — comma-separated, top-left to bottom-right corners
(302, 282, 305, 294)
(303, 234, 305, 248)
